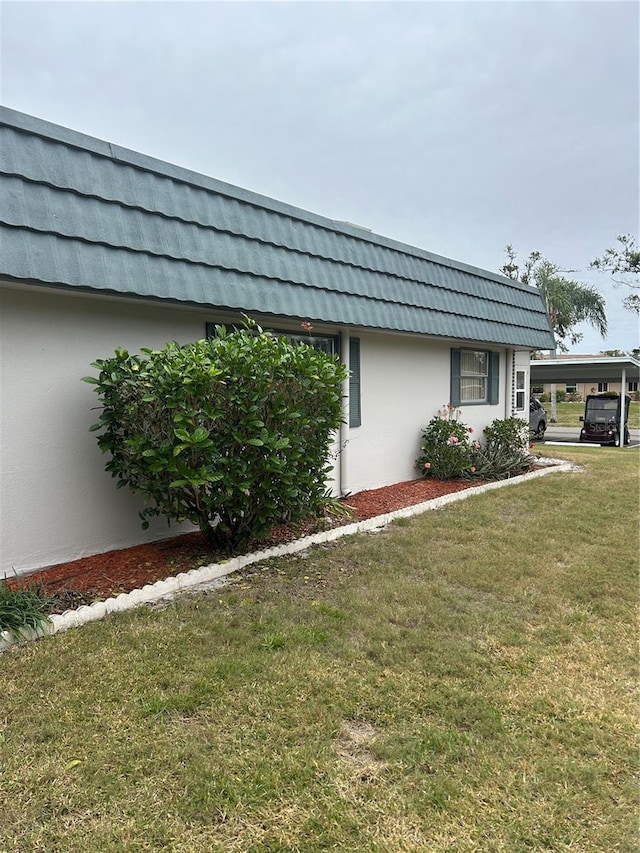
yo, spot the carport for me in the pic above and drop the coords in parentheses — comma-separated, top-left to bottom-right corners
(530, 356, 640, 448)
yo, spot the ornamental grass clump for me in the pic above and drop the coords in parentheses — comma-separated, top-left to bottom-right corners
(415, 403, 476, 479)
(472, 417, 536, 480)
(84, 321, 347, 550)
(0, 580, 51, 640)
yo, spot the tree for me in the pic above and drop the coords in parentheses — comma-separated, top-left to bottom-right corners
(501, 246, 608, 421)
(590, 234, 640, 313)
(501, 246, 607, 351)
(84, 324, 347, 550)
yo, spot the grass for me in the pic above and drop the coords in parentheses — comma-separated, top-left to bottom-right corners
(1, 447, 638, 852)
(544, 400, 640, 428)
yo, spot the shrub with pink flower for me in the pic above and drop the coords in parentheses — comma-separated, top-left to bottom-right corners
(415, 406, 474, 479)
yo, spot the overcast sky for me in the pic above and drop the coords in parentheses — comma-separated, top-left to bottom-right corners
(1, 1, 638, 352)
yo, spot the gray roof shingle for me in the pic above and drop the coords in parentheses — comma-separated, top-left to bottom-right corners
(0, 107, 555, 348)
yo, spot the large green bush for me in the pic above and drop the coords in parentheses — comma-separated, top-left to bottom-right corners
(85, 324, 347, 549)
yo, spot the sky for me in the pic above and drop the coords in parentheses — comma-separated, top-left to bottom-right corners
(1, 0, 638, 353)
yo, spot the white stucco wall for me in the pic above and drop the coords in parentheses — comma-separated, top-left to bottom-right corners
(0, 284, 210, 576)
(345, 333, 510, 494)
(1, 283, 519, 576)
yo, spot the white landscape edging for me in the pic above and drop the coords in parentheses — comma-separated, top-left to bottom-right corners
(1, 461, 574, 652)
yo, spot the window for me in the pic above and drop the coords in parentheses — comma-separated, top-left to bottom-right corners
(565, 383, 577, 394)
(629, 381, 638, 392)
(515, 370, 526, 411)
(205, 322, 361, 427)
(276, 331, 336, 356)
(598, 382, 608, 393)
(450, 348, 499, 405)
(207, 323, 338, 355)
(206, 322, 337, 354)
(531, 384, 544, 395)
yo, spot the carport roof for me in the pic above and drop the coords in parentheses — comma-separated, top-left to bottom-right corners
(530, 356, 640, 384)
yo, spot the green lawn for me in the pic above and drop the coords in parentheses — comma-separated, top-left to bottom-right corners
(2, 447, 638, 852)
(542, 400, 640, 428)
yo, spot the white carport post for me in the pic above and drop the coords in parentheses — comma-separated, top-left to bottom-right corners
(619, 366, 627, 448)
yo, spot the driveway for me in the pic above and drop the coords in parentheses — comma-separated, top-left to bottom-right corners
(539, 426, 640, 448)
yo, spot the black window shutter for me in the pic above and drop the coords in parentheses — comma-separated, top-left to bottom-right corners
(489, 351, 500, 404)
(450, 349, 461, 406)
(349, 338, 361, 428)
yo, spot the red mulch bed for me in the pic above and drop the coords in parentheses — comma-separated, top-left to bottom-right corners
(6, 478, 481, 612)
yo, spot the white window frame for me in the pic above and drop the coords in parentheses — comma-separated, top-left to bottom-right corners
(515, 370, 526, 412)
(460, 350, 489, 403)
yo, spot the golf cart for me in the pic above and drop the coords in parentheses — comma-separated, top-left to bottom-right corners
(579, 393, 631, 447)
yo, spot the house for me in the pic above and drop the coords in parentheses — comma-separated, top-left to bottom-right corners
(531, 354, 640, 401)
(0, 107, 555, 577)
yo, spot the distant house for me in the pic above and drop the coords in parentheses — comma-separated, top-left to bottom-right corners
(531, 354, 640, 400)
(0, 107, 555, 576)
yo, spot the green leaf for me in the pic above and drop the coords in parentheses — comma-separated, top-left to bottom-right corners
(192, 427, 209, 443)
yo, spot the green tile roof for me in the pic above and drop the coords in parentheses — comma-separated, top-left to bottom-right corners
(0, 107, 555, 349)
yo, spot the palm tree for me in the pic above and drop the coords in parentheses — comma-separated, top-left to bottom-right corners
(535, 262, 608, 422)
(502, 248, 608, 421)
(534, 260, 608, 348)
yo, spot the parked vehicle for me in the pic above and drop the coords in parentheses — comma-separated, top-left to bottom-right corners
(529, 398, 547, 438)
(579, 394, 631, 446)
